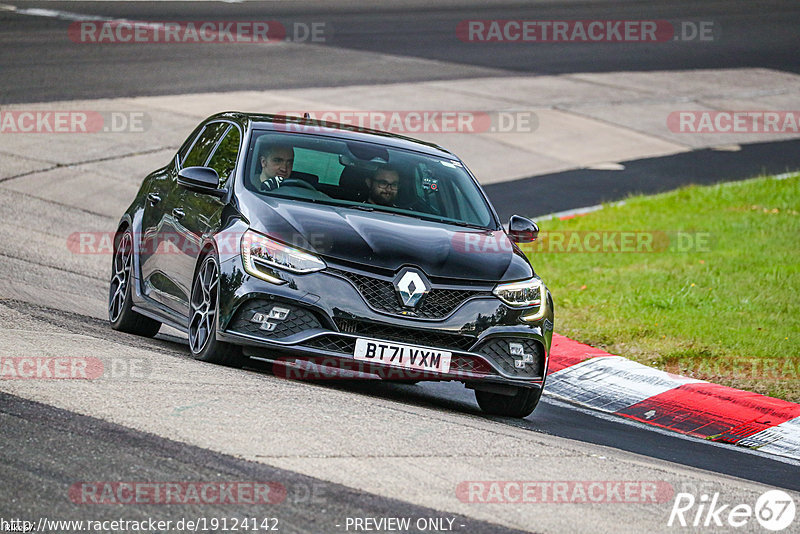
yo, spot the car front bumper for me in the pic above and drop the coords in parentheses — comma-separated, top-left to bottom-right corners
(216, 255, 554, 388)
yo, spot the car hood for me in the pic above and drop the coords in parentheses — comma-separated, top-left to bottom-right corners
(246, 197, 533, 282)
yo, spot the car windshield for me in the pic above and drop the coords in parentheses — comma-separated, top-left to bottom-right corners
(244, 130, 497, 229)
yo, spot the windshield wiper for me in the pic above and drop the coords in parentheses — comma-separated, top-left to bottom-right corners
(445, 220, 493, 231)
(352, 204, 374, 211)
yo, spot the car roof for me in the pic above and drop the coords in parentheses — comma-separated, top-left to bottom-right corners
(210, 111, 459, 159)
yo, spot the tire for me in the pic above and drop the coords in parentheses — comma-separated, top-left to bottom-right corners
(475, 386, 543, 418)
(188, 253, 244, 368)
(109, 229, 161, 337)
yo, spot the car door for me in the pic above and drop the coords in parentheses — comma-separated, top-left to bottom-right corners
(138, 129, 198, 311)
(140, 121, 229, 316)
(170, 122, 242, 319)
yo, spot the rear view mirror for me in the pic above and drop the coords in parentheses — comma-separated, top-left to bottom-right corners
(177, 166, 224, 197)
(508, 215, 539, 243)
(346, 141, 389, 163)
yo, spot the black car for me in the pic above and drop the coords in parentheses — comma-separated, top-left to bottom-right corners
(109, 112, 554, 417)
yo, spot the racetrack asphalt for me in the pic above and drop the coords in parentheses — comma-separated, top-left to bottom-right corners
(1, 0, 799, 103)
(485, 138, 800, 219)
(1, 298, 797, 534)
(1, 1, 800, 532)
(1, 391, 530, 534)
(5, 298, 799, 493)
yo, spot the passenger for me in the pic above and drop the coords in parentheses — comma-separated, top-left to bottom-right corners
(258, 144, 294, 191)
(365, 166, 401, 207)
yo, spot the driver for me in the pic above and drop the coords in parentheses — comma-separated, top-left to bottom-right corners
(258, 144, 294, 191)
(365, 166, 401, 207)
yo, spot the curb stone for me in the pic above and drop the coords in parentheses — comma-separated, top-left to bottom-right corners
(547, 334, 800, 461)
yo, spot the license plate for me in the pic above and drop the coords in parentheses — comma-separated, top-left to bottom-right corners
(353, 338, 452, 374)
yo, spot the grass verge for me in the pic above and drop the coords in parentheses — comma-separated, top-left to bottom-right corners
(524, 173, 799, 402)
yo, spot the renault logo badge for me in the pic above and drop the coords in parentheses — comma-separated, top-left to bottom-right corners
(393, 268, 431, 308)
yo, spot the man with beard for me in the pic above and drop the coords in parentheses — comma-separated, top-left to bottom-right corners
(365, 166, 401, 207)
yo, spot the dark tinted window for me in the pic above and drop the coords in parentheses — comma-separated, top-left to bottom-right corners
(182, 122, 228, 168)
(176, 123, 204, 163)
(245, 131, 497, 229)
(206, 126, 240, 185)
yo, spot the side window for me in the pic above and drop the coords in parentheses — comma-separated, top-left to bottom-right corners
(206, 126, 241, 186)
(182, 122, 228, 168)
(293, 148, 344, 184)
(176, 124, 204, 164)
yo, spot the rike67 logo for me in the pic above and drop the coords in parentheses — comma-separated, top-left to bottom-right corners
(668, 490, 796, 531)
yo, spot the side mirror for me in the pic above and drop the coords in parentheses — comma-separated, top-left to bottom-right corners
(177, 166, 224, 197)
(508, 215, 539, 244)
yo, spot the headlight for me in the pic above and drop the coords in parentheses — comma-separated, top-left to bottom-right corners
(493, 277, 543, 307)
(241, 229, 326, 284)
(493, 278, 549, 322)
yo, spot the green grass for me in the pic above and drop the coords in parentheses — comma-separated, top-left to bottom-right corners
(523, 174, 800, 402)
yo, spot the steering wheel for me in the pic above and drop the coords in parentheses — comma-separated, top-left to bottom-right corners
(279, 178, 317, 191)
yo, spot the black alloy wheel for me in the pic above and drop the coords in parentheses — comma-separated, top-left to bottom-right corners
(109, 229, 161, 337)
(189, 253, 244, 367)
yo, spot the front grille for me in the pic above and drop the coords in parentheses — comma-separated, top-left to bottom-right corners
(334, 318, 476, 352)
(328, 269, 491, 319)
(305, 335, 357, 354)
(229, 300, 322, 339)
(450, 355, 494, 375)
(476, 338, 544, 378)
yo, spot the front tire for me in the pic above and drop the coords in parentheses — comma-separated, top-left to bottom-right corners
(475, 386, 543, 418)
(188, 253, 244, 368)
(109, 229, 161, 337)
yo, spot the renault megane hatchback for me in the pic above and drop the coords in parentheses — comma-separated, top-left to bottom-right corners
(109, 112, 554, 418)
